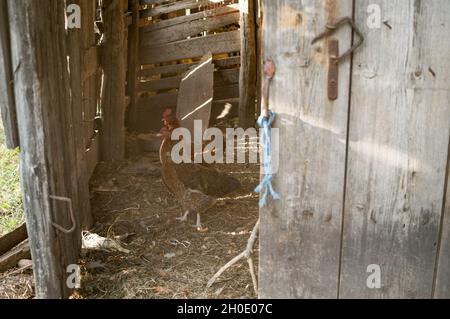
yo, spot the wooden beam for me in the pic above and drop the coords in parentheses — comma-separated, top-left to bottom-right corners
(139, 30, 240, 65)
(137, 57, 240, 78)
(126, 0, 140, 129)
(139, 5, 238, 33)
(137, 68, 239, 92)
(101, 0, 126, 161)
(140, 0, 212, 19)
(0, 0, 19, 149)
(0, 223, 27, 256)
(67, 0, 93, 230)
(0, 241, 30, 273)
(137, 75, 181, 92)
(140, 12, 239, 46)
(238, 0, 257, 128)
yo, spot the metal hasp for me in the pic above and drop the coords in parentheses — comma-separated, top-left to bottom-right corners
(49, 195, 77, 234)
(312, 17, 364, 100)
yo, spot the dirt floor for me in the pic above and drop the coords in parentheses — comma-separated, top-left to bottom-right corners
(0, 133, 260, 299)
(76, 135, 260, 299)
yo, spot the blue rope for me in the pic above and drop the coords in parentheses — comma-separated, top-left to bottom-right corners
(255, 111, 280, 208)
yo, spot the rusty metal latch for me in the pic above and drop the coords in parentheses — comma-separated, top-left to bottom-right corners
(312, 17, 364, 100)
(49, 195, 77, 234)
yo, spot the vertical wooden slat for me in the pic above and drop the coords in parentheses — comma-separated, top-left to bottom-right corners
(126, 0, 140, 129)
(259, 0, 353, 298)
(340, 0, 450, 298)
(101, 0, 126, 161)
(67, 0, 94, 229)
(0, 0, 19, 149)
(239, 0, 258, 128)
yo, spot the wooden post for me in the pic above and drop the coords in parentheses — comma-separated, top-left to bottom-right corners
(435, 144, 450, 298)
(0, 0, 19, 149)
(239, 0, 258, 128)
(7, 0, 74, 298)
(101, 0, 126, 161)
(126, 0, 140, 129)
(67, 0, 94, 229)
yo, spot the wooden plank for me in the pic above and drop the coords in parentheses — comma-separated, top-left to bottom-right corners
(67, 0, 93, 230)
(137, 68, 239, 92)
(101, 0, 126, 161)
(139, 30, 240, 65)
(239, 0, 257, 127)
(0, 0, 19, 149)
(214, 68, 239, 86)
(126, 0, 140, 129)
(140, 12, 239, 46)
(435, 146, 450, 298)
(176, 53, 214, 136)
(140, 5, 238, 33)
(0, 241, 30, 273)
(137, 57, 240, 77)
(259, 0, 353, 298)
(137, 75, 181, 92)
(7, 0, 77, 298)
(340, 0, 450, 299)
(140, 0, 213, 19)
(0, 223, 27, 256)
(214, 84, 239, 101)
(139, 62, 195, 77)
(140, 0, 171, 5)
(82, 46, 98, 81)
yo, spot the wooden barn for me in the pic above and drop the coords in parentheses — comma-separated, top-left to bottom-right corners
(0, 0, 449, 299)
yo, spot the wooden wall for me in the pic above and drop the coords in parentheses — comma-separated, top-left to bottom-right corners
(129, 0, 242, 133)
(259, 0, 450, 299)
(0, 0, 129, 298)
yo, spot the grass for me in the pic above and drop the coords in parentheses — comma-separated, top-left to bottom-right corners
(0, 122, 23, 236)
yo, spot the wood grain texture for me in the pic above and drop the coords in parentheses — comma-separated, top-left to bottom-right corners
(176, 53, 214, 135)
(139, 30, 240, 64)
(140, 0, 213, 19)
(239, 0, 257, 128)
(137, 68, 239, 92)
(0, 223, 27, 256)
(101, 0, 126, 161)
(67, 0, 93, 229)
(340, 0, 450, 299)
(0, 0, 19, 149)
(7, 0, 78, 298)
(140, 5, 238, 33)
(126, 0, 141, 128)
(259, 0, 353, 298)
(435, 145, 450, 298)
(140, 12, 239, 46)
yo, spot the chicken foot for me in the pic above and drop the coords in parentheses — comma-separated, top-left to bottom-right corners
(176, 211, 190, 222)
(193, 213, 208, 232)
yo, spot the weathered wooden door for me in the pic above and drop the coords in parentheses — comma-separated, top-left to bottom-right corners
(260, 0, 450, 298)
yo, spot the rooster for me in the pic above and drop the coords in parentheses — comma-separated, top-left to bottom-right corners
(159, 110, 241, 230)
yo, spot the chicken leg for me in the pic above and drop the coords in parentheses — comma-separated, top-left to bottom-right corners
(176, 211, 190, 222)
